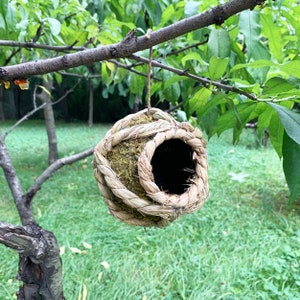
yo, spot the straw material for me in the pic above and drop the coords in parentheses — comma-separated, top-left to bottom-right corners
(93, 108, 209, 227)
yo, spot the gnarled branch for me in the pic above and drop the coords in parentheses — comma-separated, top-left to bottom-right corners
(0, 222, 64, 300)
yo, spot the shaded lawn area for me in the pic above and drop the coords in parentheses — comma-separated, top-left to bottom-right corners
(0, 121, 299, 299)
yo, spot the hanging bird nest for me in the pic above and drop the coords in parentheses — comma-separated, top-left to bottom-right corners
(93, 108, 209, 228)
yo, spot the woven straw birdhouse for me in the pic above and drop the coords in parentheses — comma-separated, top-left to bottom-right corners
(93, 108, 209, 227)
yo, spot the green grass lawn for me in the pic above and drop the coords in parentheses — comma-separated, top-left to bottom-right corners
(0, 121, 300, 300)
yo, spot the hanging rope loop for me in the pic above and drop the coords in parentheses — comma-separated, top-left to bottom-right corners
(147, 46, 153, 115)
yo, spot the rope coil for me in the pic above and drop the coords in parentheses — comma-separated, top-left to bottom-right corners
(93, 108, 209, 227)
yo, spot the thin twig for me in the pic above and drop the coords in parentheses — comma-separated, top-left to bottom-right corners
(3, 103, 48, 139)
(0, 40, 85, 52)
(131, 54, 257, 101)
(166, 37, 209, 56)
(3, 22, 45, 66)
(3, 78, 82, 139)
(4, 48, 21, 66)
(33, 84, 39, 109)
(108, 59, 161, 81)
(52, 78, 82, 105)
(58, 71, 101, 79)
(25, 147, 94, 203)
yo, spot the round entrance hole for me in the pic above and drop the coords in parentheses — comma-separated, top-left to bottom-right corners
(150, 139, 196, 194)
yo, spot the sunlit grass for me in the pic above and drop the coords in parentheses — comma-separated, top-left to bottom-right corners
(0, 122, 299, 299)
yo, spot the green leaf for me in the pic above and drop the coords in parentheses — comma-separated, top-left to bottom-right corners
(129, 73, 145, 97)
(208, 57, 229, 80)
(207, 28, 231, 59)
(263, 77, 295, 96)
(0, 0, 8, 17)
(149, 82, 162, 97)
(281, 9, 300, 39)
(282, 131, 300, 203)
(261, 11, 283, 63)
(162, 70, 180, 103)
(0, 13, 5, 30)
(268, 102, 300, 145)
(238, 10, 261, 59)
(189, 87, 212, 114)
(257, 106, 274, 139)
(143, 0, 162, 25)
(181, 52, 203, 67)
(196, 94, 227, 118)
(101, 63, 113, 86)
(163, 81, 180, 104)
(54, 72, 62, 85)
(47, 17, 61, 36)
(280, 60, 300, 78)
(230, 60, 275, 73)
(216, 102, 258, 141)
(184, 1, 199, 17)
(5, 3, 16, 30)
(98, 31, 118, 44)
(252, 42, 270, 60)
(111, 0, 123, 20)
(268, 112, 284, 157)
(230, 60, 300, 79)
(200, 106, 219, 138)
(163, 75, 187, 90)
(248, 42, 271, 83)
(159, 4, 175, 27)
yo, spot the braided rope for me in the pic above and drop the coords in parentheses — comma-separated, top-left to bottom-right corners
(93, 108, 209, 227)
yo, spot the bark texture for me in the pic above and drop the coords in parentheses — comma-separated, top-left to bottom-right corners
(0, 222, 64, 300)
(37, 79, 59, 165)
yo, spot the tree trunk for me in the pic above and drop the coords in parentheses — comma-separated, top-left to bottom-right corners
(88, 80, 94, 127)
(0, 132, 65, 299)
(40, 79, 59, 165)
(0, 86, 5, 121)
(0, 222, 64, 300)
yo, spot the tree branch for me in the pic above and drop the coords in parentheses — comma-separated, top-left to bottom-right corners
(0, 0, 264, 80)
(109, 59, 161, 81)
(166, 37, 209, 56)
(130, 54, 257, 100)
(25, 147, 94, 203)
(3, 103, 47, 138)
(3, 78, 82, 139)
(59, 71, 101, 78)
(0, 40, 85, 52)
(0, 133, 35, 225)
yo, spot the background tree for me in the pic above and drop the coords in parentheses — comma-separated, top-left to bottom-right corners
(0, 0, 300, 298)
